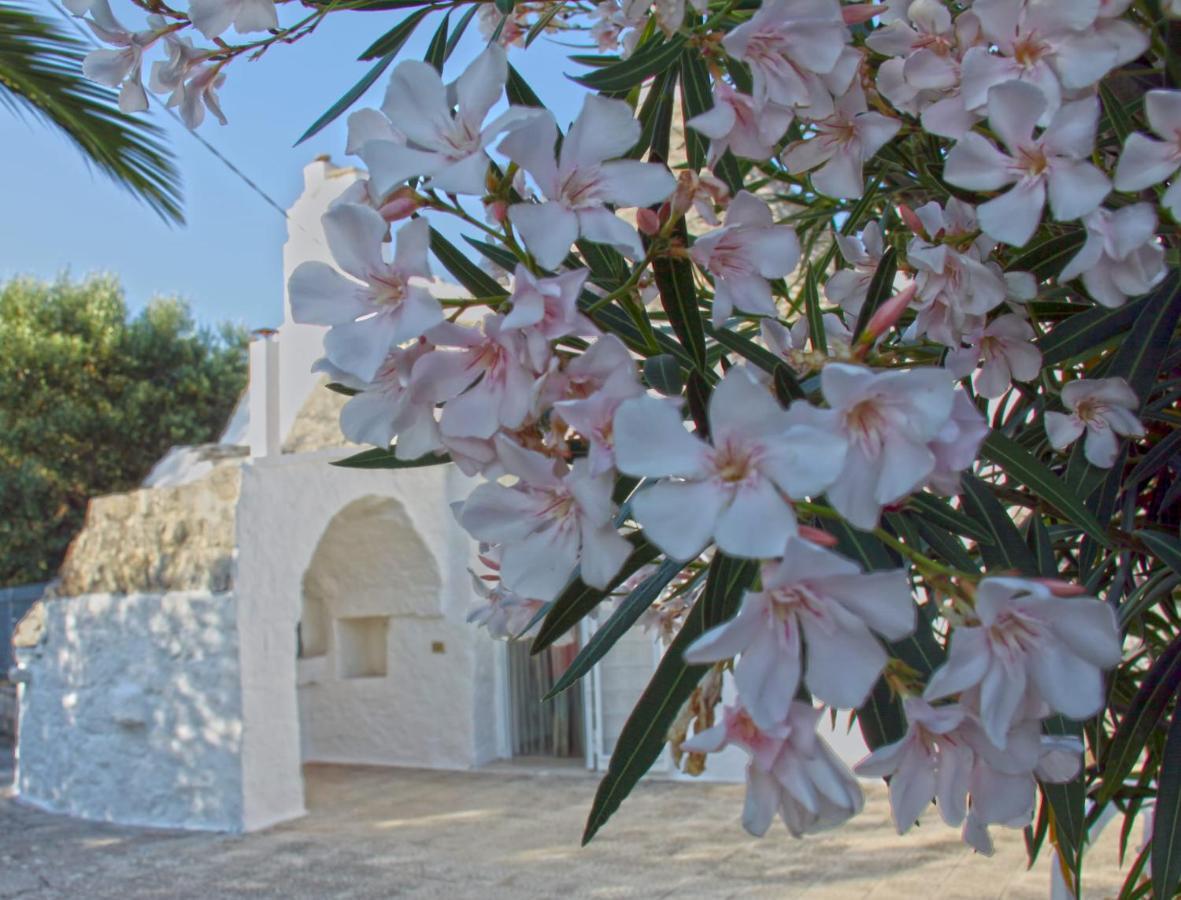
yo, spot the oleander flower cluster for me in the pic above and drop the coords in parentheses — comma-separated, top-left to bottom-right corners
(75, 0, 1179, 887)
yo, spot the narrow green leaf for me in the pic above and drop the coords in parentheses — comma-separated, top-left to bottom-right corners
(462, 235, 518, 273)
(653, 222, 708, 372)
(1099, 635, 1181, 804)
(1104, 270, 1181, 404)
(573, 35, 687, 92)
(423, 10, 450, 72)
(429, 228, 506, 298)
(331, 447, 451, 468)
(852, 245, 897, 342)
(532, 536, 661, 653)
(525, 1, 566, 46)
(773, 364, 805, 403)
(1007, 229, 1086, 280)
(1038, 294, 1147, 366)
(297, 52, 397, 145)
(358, 6, 433, 60)
(1138, 530, 1181, 580)
(643, 354, 683, 395)
(629, 66, 677, 160)
(907, 492, 995, 545)
(705, 324, 782, 376)
(495, 0, 515, 14)
(582, 553, 757, 844)
(506, 63, 545, 107)
(545, 558, 685, 699)
(1151, 705, 1181, 899)
(325, 382, 360, 397)
(1100, 81, 1136, 145)
(981, 432, 1113, 550)
(713, 149, 743, 196)
(444, 4, 477, 61)
(679, 51, 712, 170)
(1043, 715, 1086, 889)
(960, 475, 1037, 573)
(804, 262, 827, 355)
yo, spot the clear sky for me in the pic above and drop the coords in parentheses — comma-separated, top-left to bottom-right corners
(1, 3, 587, 330)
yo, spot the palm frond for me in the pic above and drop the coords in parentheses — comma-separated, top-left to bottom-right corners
(0, 1, 183, 224)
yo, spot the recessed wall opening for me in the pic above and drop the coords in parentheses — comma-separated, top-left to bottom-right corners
(298, 592, 328, 658)
(507, 641, 584, 758)
(336, 616, 389, 679)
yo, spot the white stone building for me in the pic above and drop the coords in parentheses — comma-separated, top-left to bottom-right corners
(9, 159, 866, 833)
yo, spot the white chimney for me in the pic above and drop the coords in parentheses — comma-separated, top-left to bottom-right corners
(248, 329, 280, 458)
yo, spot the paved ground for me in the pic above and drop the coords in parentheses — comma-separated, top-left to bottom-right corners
(0, 745, 1138, 899)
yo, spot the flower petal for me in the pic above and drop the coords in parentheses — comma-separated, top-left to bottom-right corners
(632, 480, 726, 561)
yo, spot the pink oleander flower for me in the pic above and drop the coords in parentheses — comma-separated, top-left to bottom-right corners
(457, 437, 631, 601)
(80, 0, 167, 113)
(872, 4, 984, 140)
(908, 199, 1008, 331)
(924, 577, 1122, 748)
(855, 698, 974, 833)
(466, 570, 546, 641)
(311, 341, 440, 459)
(411, 316, 538, 441)
(959, 0, 1123, 122)
(795, 363, 956, 530)
(926, 389, 989, 495)
(944, 82, 1110, 247)
(824, 222, 886, 316)
(973, 314, 1042, 399)
(288, 205, 441, 382)
(353, 46, 538, 198)
(552, 368, 645, 477)
(1093, 0, 1151, 71)
(498, 95, 676, 268)
(781, 83, 901, 199)
(688, 191, 801, 327)
(1115, 90, 1181, 221)
(501, 265, 598, 371)
(761, 313, 853, 360)
(685, 538, 914, 723)
(612, 367, 847, 561)
(957, 709, 1084, 854)
(683, 702, 864, 837)
(187, 0, 278, 39)
(1059, 204, 1166, 309)
(1045, 377, 1145, 468)
(722, 0, 855, 118)
(686, 83, 795, 165)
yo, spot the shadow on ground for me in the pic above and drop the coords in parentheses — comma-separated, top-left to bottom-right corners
(0, 756, 1136, 899)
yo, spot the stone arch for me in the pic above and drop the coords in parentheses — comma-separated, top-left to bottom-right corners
(296, 495, 449, 766)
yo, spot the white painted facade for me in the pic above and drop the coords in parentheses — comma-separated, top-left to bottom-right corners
(12, 158, 865, 834)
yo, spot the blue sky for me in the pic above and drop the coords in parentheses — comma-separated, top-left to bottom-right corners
(1, 3, 587, 330)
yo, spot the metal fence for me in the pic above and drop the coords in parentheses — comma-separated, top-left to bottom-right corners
(0, 583, 46, 678)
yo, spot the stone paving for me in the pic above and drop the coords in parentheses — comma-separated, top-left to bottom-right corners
(0, 749, 1139, 899)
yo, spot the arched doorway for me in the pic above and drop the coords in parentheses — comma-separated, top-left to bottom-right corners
(295, 495, 443, 767)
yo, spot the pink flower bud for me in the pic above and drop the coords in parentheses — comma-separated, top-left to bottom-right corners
(897, 203, 925, 238)
(636, 207, 661, 236)
(671, 170, 700, 218)
(841, 3, 878, 25)
(378, 188, 422, 222)
(1030, 578, 1090, 597)
(487, 199, 509, 224)
(862, 282, 917, 344)
(797, 525, 839, 547)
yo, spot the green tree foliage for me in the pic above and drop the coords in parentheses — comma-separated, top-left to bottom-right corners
(0, 274, 247, 587)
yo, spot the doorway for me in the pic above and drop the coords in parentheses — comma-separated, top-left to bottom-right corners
(506, 640, 585, 759)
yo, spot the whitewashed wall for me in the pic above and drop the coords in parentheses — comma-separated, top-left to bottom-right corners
(15, 591, 245, 831)
(233, 451, 494, 830)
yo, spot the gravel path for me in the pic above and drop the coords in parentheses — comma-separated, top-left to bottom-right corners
(0, 757, 1137, 898)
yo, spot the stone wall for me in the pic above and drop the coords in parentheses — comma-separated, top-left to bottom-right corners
(53, 464, 241, 597)
(14, 591, 245, 831)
